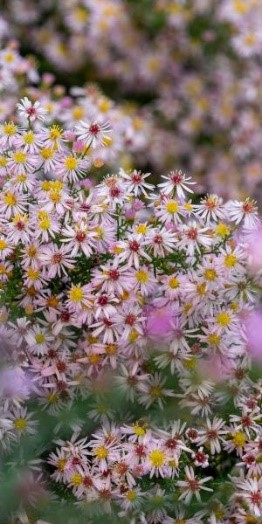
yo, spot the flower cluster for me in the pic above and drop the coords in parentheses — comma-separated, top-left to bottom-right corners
(1, 1, 262, 197)
(0, 101, 261, 522)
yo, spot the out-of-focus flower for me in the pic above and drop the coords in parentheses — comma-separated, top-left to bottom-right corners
(244, 310, 262, 361)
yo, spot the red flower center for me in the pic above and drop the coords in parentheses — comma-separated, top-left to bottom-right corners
(108, 269, 119, 281)
(129, 240, 140, 252)
(76, 231, 86, 242)
(98, 295, 108, 306)
(89, 123, 100, 135)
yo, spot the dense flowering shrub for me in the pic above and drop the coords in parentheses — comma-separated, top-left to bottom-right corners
(0, 102, 261, 523)
(1, 1, 262, 197)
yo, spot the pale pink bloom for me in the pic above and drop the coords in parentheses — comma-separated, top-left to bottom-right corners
(75, 117, 111, 149)
(39, 243, 75, 278)
(158, 170, 195, 199)
(61, 222, 97, 257)
(17, 97, 47, 122)
(177, 465, 212, 503)
(119, 168, 154, 197)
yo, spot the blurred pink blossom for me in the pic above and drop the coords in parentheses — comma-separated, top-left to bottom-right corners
(145, 305, 175, 339)
(245, 310, 262, 361)
(0, 366, 32, 401)
(247, 226, 262, 273)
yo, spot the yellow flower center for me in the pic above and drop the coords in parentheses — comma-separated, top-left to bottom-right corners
(3, 192, 17, 206)
(71, 473, 83, 486)
(224, 254, 237, 268)
(204, 269, 217, 281)
(13, 151, 27, 164)
(168, 276, 179, 289)
(27, 246, 37, 257)
(165, 200, 179, 214)
(95, 446, 108, 459)
(215, 223, 230, 237)
(16, 174, 27, 183)
(3, 122, 17, 135)
(216, 312, 231, 327)
(136, 270, 149, 284)
(233, 0, 249, 14)
(208, 333, 221, 345)
(128, 329, 139, 343)
(65, 156, 78, 170)
(35, 333, 45, 344)
(14, 418, 27, 430)
(150, 386, 162, 398)
(136, 224, 148, 234)
(27, 268, 40, 280)
(47, 392, 58, 404)
(132, 424, 146, 437)
(0, 156, 7, 167)
(38, 210, 51, 230)
(57, 458, 67, 471)
(149, 449, 165, 467)
(49, 125, 62, 140)
(0, 239, 7, 250)
(40, 147, 54, 160)
(23, 131, 35, 144)
(197, 283, 206, 296)
(232, 431, 246, 447)
(126, 490, 137, 501)
(72, 106, 85, 120)
(105, 344, 118, 355)
(50, 191, 61, 203)
(69, 286, 83, 303)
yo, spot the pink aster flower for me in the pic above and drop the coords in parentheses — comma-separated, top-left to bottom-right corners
(16, 97, 47, 122)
